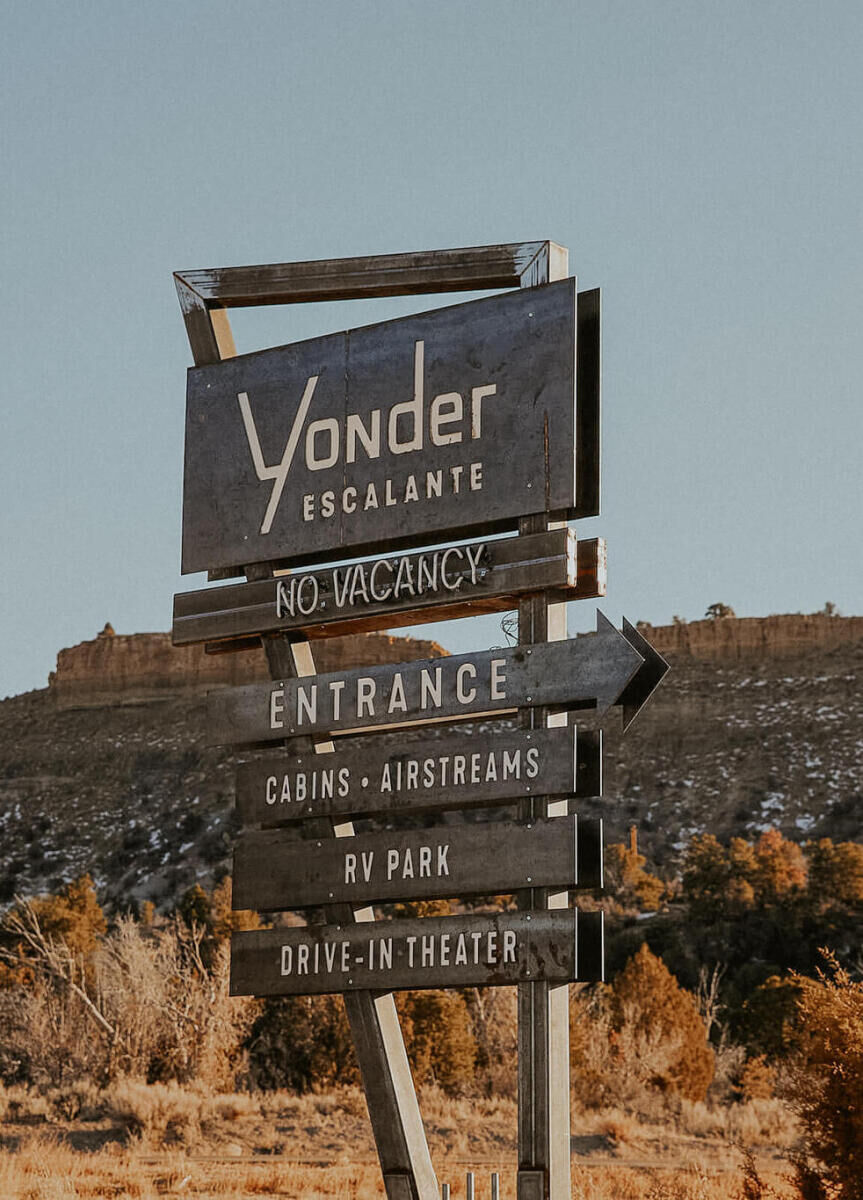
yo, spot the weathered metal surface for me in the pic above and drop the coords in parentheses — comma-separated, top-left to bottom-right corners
(515, 512, 572, 1200)
(174, 242, 566, 310)
(229, 909, 604, 997)
(207, 613, 645, 746)
(181, 279, 587, 576)
(235, 726, 594, 826)
(173, 530, 599, 648)
(233, 816, 602, 912)
(617, 617, 670, 729)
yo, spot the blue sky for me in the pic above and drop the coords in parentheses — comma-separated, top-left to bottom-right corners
(1, 1, 861, 698)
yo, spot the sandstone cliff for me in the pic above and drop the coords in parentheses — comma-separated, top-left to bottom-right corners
(637, 612, 863, 661)
(50, 625, 447, 710)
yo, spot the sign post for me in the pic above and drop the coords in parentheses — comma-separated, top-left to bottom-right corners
(173, 242, 667, 1200)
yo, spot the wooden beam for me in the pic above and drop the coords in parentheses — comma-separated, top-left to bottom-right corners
(174, 242, 565, 308)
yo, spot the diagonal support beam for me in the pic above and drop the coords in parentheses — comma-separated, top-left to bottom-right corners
(177, 292, 438, 1200)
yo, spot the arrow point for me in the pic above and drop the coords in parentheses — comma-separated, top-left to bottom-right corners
(617, 618, 670, 729)
(593, 610, 644, 713)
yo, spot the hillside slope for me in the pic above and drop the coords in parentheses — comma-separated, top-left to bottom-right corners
(0, 617, 860, 906)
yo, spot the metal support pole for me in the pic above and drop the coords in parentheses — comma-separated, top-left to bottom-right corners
(516, 248, 571, 1200)
(466, 1172, 475, 1200)
(491, 1173, 500, 1200)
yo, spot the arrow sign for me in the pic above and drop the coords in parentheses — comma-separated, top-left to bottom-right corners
(230, 909, 605, 997)
(618, 617, 670, 729)
(206, 611, 646, 746)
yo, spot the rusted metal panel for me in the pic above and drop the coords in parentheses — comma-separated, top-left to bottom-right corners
(229, 909, 603, 997)
(174, 242, 564, 309)
(233, 815, 602, 912)
(235, 726, 588, 826)
(206, 614, 645, 746)
(173, 530, 580, 647)
(181, 279, 585, 577)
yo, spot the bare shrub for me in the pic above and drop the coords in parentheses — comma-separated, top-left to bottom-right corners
(0, 905, 257, 1091)
(467, 985, 517, 1098)
(106, 1078, 204, 1146)
(740, 1056, 776, 1102)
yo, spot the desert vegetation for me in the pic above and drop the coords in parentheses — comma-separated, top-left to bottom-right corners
(0, 828, 861, 1197)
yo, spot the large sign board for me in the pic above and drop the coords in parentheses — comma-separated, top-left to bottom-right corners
(230, 909, 604, 997)
(207, 614, 644, 745)
(235, 726, 596, 825)
(233, 815, 602, 911)
(182, 279, 591, 576)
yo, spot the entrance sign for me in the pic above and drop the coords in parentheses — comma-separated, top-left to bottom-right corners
(172, 531, 606, 648)
(233, 815, 602, 911)
(235, 726, 592, 825)
(181, 278, 591, 577)
(229, 909, 604, 997)
(207, 612, 649, 745)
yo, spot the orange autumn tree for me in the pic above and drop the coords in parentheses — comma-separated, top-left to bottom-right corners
(571, 944, 714, 1108)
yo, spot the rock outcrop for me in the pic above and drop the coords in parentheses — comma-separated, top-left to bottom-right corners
(636, 613, 863, 661)
(50, 628, 447, 710)
(48, 612, 862, 710)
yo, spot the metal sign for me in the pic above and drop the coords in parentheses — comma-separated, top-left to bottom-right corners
(233, 815, 602, 911)
(207, 612, 655, 746)
(173, 531, 606, 648)
(235, 726, 599, 825)
(229, 909, 604, 997)
(181, 279, 590, 576)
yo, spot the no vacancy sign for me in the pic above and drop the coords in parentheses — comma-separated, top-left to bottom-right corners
(181, 278, 589, 575)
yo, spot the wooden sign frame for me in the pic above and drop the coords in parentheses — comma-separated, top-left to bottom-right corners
(175, 241, 598, 1200)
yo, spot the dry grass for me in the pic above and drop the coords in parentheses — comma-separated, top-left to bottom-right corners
(0, 1139, 800, 1200)
(0, 1135, 386, 1198)
(0, 1082, 801, 1198)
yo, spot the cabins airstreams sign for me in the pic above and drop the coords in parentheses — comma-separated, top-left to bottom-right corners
(181, 278, 592, 575)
